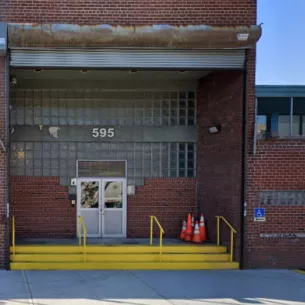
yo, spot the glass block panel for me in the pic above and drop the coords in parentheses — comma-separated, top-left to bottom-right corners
(170, 118, 178, 125)
(188, 100, 195, 108)
(43, 168, 51, 176)
(162, 117, 170, 125)
(34, 168, 42, 176)
(179, 118, 186, 125)
(171, 100, 178, 108)
(34, 159, 42, 167)
(188, 143, 194, 151)
(179, 100, 186, 108)
(171, 109, 178, 117)
(187, 118, 195, 125)
(179, 92, 186, 99)
(179, 169, 186, 177)
(187, 169, 194, 177)
(188, 92, 195, 99)
(170, 169, 177, 177)
(179, 160, 185, 168)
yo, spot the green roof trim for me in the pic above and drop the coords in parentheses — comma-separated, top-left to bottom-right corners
(256, 85, 305, 97)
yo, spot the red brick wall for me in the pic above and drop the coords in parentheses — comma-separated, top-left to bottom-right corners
(128, 178, 196, 238)
(10, 176, 196, 239)
(246, 140, 305, 269)
(1, 0, 257, 25)
(10, 176, 76, 238)
(2, 0, 258, 265)
(0, 57, 7, 268)
(197, 71, 244, 261)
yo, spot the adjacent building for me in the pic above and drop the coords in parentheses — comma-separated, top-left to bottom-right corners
(247, 85, 305, 268)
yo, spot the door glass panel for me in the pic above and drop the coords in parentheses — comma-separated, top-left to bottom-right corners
(104, 181, 123, 208)
(81, 181, 99, 208)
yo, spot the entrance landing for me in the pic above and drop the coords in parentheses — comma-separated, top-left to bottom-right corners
(15, 238, 186, 246)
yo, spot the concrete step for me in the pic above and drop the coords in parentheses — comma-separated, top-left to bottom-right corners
(10, 261, 239, 270)
(10, 244, 228, 254)
(11, 253, 231, 262)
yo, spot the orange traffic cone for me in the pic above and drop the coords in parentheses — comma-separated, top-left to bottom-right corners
(180, 220, 186, 240)
(199, 214, 207, 242)
(192, 221, 201, 243)
(184, 213, 193, 242)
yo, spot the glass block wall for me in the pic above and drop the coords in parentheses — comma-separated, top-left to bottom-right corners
(10, 89, 197, 191)
(10, 90, 196, 126)
(10, 142, 197, 186)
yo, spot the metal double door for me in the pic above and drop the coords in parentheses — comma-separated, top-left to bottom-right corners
(77, 178, 127, 238)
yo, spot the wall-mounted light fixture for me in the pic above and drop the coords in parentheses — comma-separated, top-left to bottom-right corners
(0, 139, 6, 152)
(10, 75, 17, 87)
(208, 124, 221, 134)
(129, 69, 138, 74)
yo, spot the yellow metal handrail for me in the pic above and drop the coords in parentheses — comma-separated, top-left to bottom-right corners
(11, 216, 15, 261)
(78, 216, 87, 261)
(149, 216, 165, 254)
(216, 216, 237, 262)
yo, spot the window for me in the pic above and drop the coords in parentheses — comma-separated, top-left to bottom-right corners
(256, 97, 305, 138)
(78, 161, 126, 177)
(260, 190, 305, 206)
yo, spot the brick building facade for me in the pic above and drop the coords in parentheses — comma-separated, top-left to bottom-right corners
(0, 55, 8, 268)
(245, 86, 305, 269)
(6, 0, 303, 271)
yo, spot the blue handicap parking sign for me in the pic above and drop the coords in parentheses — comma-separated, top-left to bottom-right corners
(254, 208, 265, 221)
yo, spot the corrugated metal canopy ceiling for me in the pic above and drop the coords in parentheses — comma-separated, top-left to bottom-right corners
(10, 48, 246, 69)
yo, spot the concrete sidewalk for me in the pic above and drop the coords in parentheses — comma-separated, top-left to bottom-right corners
(0, 270, 304, 305)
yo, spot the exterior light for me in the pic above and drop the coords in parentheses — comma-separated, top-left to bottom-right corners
(33, 69, 43, 73)
(237, 33, 249, 41)
(80, 69, 89, 73)
(129, 69, 138, 74)
(208, 124, 221, 134)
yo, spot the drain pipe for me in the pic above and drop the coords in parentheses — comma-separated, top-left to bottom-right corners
(4, 53, 10, 270)
(239, 49, 249, 270)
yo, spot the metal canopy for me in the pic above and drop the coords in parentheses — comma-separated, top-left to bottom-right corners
(10, 48, 245, 69)
(8, 23, 262, 49)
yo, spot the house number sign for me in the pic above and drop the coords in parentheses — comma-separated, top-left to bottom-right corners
(92, 128, 115, 138)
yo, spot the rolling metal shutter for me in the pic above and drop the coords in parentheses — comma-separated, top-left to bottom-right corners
(10, 48, 245, 69)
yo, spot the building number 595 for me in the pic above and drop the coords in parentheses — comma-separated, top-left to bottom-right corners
(92, 128, 115, 138)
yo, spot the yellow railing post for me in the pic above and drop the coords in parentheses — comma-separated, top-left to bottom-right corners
(78, 217, 81, 246)
(230, 230, 234, 262)
(78, 216, 87, 262)
(150, 217, 153, 246)
(11, 216, 15, 261)
(160, 230, 162, 255)
(216, 216, 220, 246)
(215, 216, 236, 262)
(149, 216, 164, 255)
